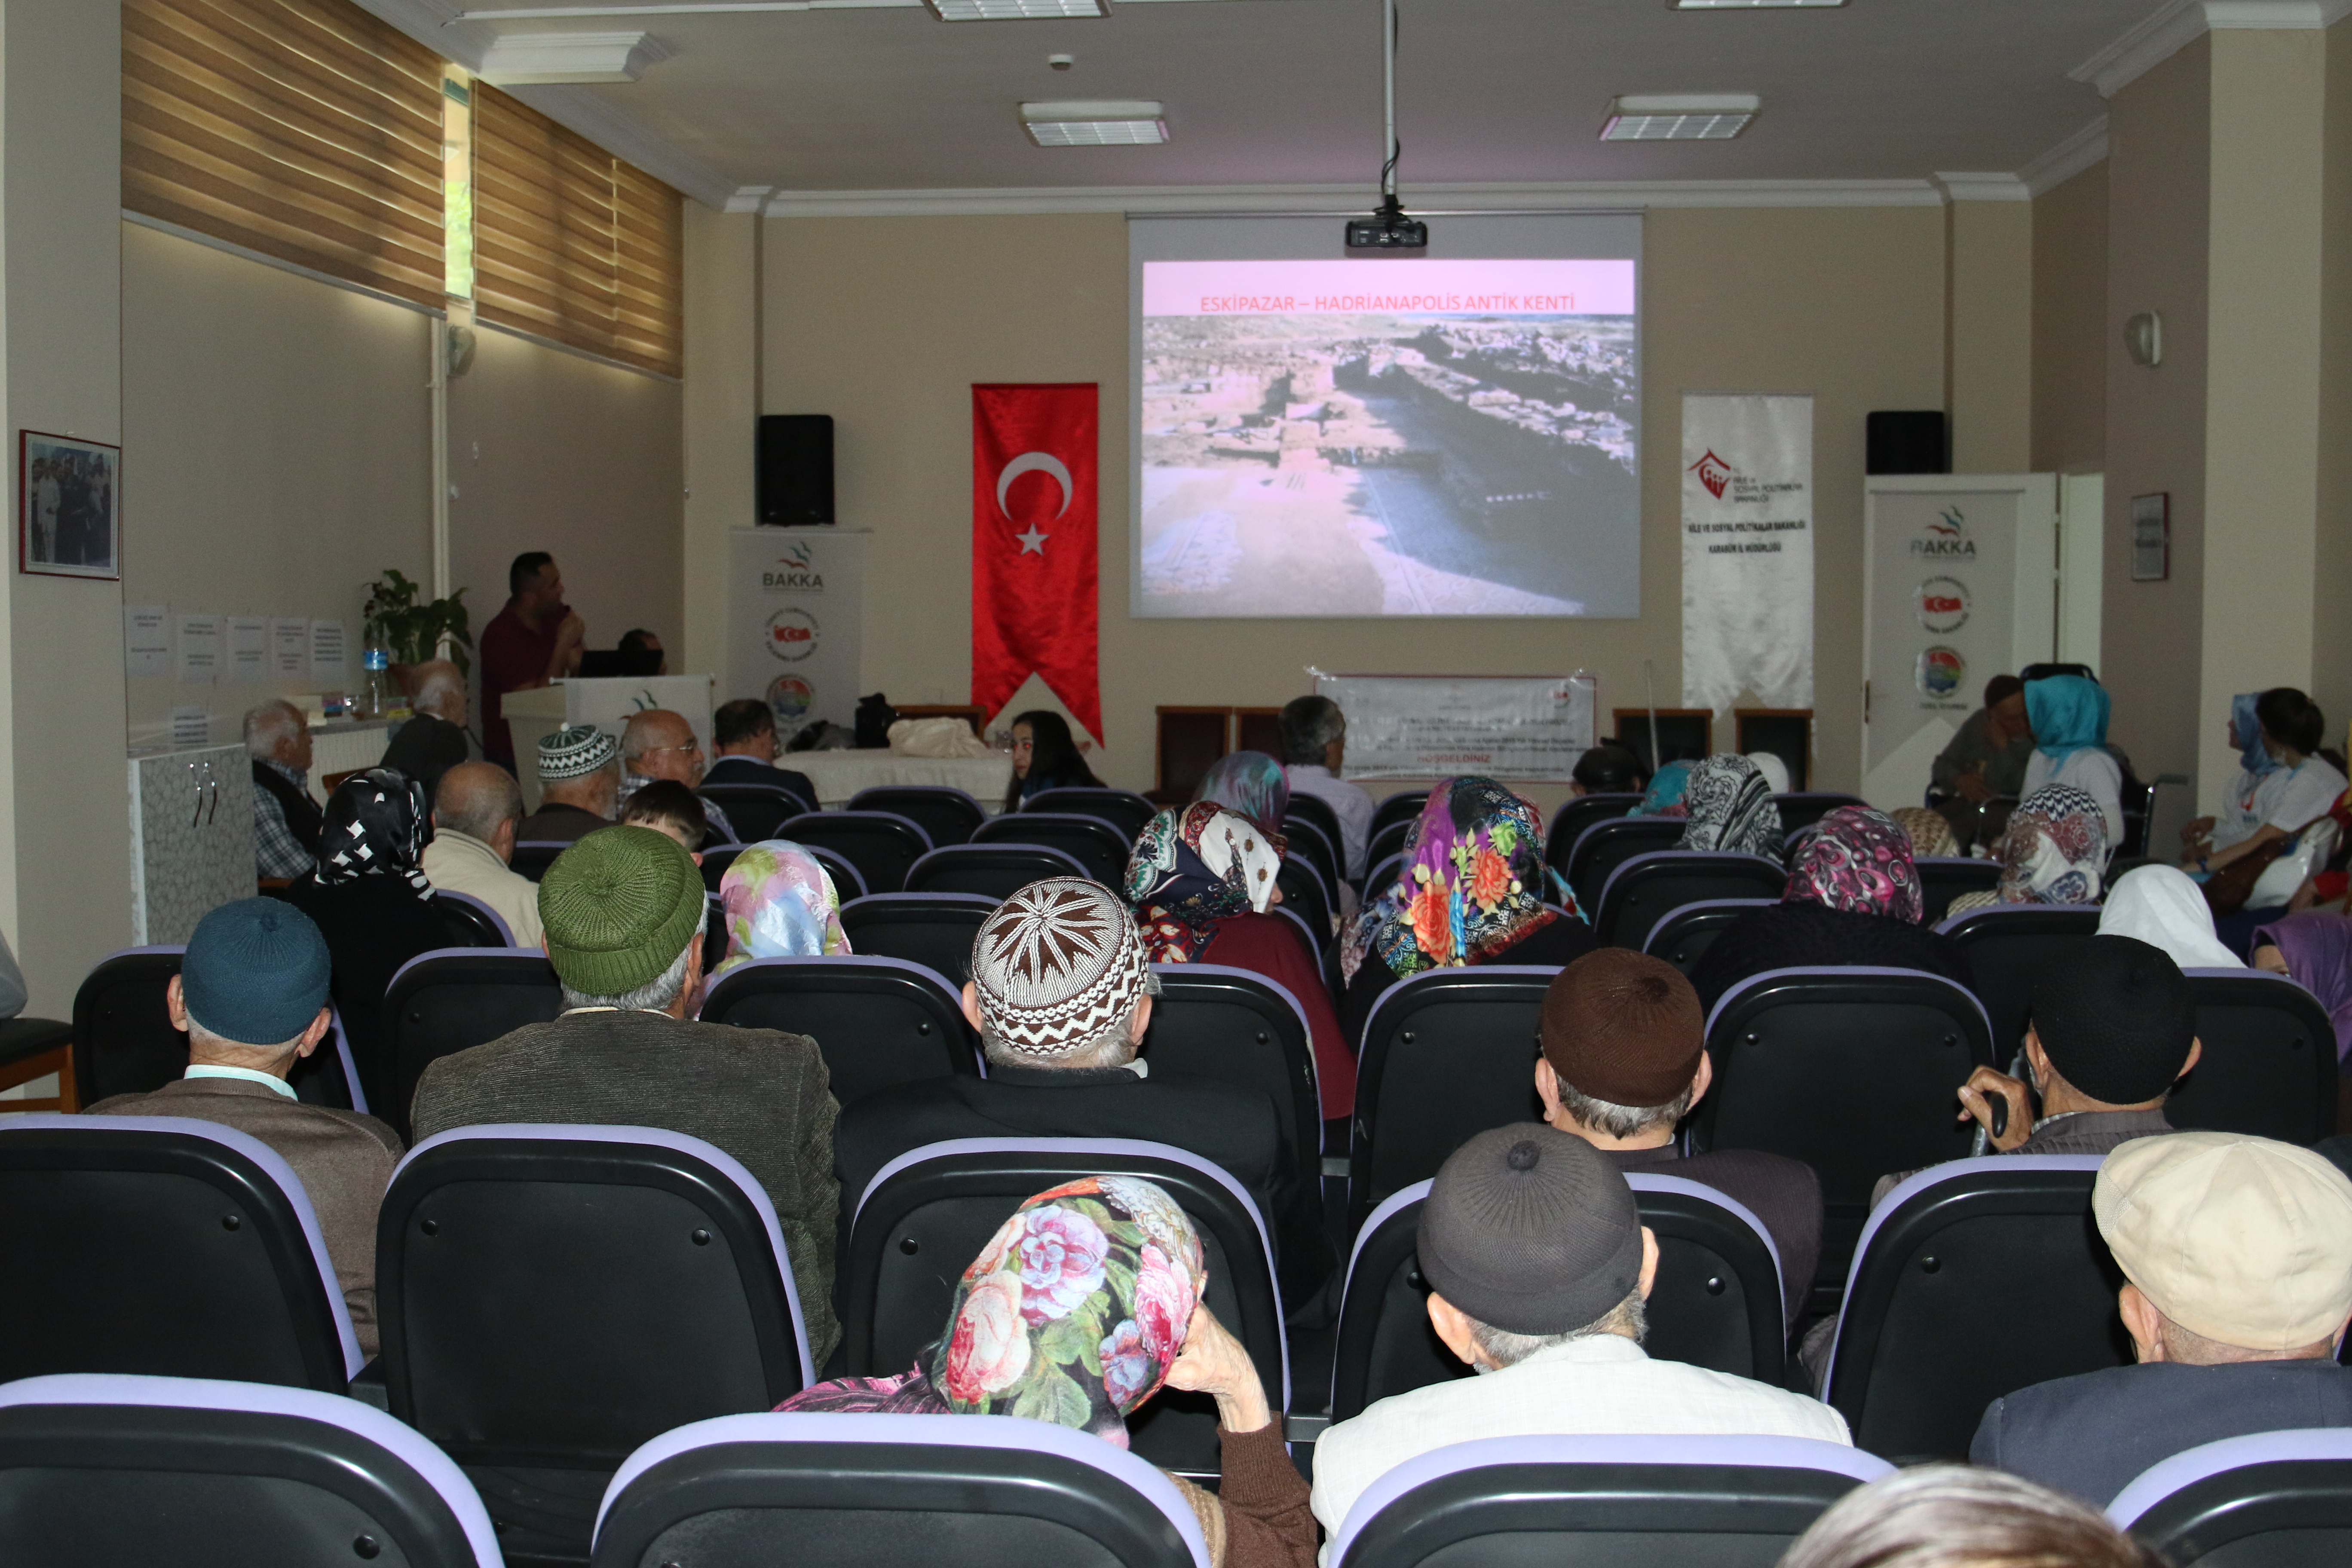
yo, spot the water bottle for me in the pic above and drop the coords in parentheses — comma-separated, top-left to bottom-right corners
(362, 646, 396, 721)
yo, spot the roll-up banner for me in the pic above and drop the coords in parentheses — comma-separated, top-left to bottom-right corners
(1681, 394, 1815, 721)
(727, 527, 867, 734)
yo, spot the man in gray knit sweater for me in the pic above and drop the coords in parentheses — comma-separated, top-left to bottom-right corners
(410, 824, 842, 1362)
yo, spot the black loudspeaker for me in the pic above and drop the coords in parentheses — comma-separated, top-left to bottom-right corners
(1865, 410, 1949, 476)
(757, 413, 834, 526)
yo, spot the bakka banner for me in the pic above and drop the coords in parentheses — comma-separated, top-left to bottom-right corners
(1681, 393, 1814, 720)
(973, 383, 1102, 739)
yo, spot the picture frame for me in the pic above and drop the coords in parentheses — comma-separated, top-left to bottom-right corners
(20, 429, 120, 581)
(2130, 492, 2169, 582)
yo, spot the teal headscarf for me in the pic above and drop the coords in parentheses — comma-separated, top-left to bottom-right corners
(1194, 750, 1289, 835)
(2026, 675, 2110, 766)
(2232, 692, 2284, 778)
(1630, 759, 1694, 818)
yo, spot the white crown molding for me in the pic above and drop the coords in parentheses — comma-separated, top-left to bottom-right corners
(753, 178, 1942, 217)
(479, 31, 674, 85)
(1932, 172, 2029, 202)
(725, 185, 774, 214)
(2072, 0, 2352, 98)
(2017, 116, 2110, 196)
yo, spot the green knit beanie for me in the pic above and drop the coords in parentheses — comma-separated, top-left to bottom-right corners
(538, 825, 706, 998)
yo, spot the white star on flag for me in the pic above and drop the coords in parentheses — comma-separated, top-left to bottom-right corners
(1015, 526, 1049, 555)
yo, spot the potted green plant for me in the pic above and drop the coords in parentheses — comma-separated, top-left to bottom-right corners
(362, 569, 472, 687)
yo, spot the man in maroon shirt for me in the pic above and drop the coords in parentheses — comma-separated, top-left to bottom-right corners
(479, 551, 586, 770)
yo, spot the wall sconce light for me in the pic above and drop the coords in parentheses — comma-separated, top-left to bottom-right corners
(2124, 311, 2162, 367)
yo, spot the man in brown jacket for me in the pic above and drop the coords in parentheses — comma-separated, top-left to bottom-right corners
(88, 898, 402, 1354)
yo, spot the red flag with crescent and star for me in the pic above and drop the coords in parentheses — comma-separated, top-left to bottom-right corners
(972, 382, 1101, 739)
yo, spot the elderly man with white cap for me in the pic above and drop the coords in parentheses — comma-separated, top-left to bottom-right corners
(1972, 1130, 2352, 1504)
(514, 724, 621, 843)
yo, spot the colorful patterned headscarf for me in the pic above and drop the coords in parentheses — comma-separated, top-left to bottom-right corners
(313, 768, 433, 900)
(1125, 802, 1286, 963)
(1888, 805, 1959, 861)
(1340, 776, 1561, 983)
(1194, 750, 1289, 834)
(1994, 784, 2108, 905)
(1785, 806, 1925, 924)
(716, 841, 849, 976)
(1675, 754, 1784, 858)
(1629, 759, 1694, 819)
(776, 1176, 1207, 1452)
(2026, 675, 2110, 766)
(2251, 911, 2352, 1060)
(2233, 693, 2285, 779)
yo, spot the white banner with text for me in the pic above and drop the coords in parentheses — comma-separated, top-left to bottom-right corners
(1314, 672, 1598, 781)
(1681, 393, 1814, 719)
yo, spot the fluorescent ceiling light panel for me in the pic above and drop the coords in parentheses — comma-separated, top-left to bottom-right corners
(1671, 0, 1843, 8)
(928, 0, 1105, 19)
(1020, 100, 1167, 145)
(1600, 94, 1760, 140)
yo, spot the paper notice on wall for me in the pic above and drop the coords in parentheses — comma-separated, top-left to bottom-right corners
(227, 616, 268, 680)
(176, 615, 222, 684)
(1682, 393, 1814, 719)
(270, 618, 308, 679)
(169, 705, 211, 750)
(1313, 672, 1598, 781)
(124, 604, 170, 678)
(309, 619, 347, 685)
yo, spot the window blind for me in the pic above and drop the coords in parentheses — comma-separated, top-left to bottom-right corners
(474, 84, 683, 377)
(123, 0, 446, 307)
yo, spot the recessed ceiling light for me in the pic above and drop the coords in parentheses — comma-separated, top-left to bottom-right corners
(928, 0, 1105, 19)
(1020, 100, 1167, 145)
(1672, 0, 1844, 8)
(1600, 94, 1760, 141)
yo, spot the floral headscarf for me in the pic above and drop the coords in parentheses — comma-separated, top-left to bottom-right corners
(313, 768, 432, 900)
(775, 1176, 1207, 1452)
(1340, 776, 1561, 984)
(1194, 750, 1289, 834)
(716, 841, 849, 976)
(1993, 784, 2108, 905)
(1888, 805, 1959, 861)
(1125, 802, 1285, 962)
(1676, 754, 1784, 858)
(2251, 911, 2352, 1061)
(1785, 806, 1925, 924)
(1629, 759, 1694, 819)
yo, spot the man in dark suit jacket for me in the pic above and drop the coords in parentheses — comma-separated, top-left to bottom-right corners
(1971, 1130, 2352, 1505)
(704, 698, 818, 809)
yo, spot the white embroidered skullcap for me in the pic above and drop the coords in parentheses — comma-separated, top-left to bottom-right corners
(968, 877, 1150, 1057)
(539, 725, 618, 781)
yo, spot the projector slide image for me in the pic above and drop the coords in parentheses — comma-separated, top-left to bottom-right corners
(1137, 257, 1638, 619)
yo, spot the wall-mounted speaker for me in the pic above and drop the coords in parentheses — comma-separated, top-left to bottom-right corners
(757, 413, 834, 527)
(1865, 410, 1949, 476)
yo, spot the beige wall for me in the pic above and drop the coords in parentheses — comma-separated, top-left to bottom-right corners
(2031, 162, 2109, 475)
(2317, 18, 2352, 741)
(755, 204, 1945, 803)
(1945, 199, 2034, 473)
(682, 205, 759, 683)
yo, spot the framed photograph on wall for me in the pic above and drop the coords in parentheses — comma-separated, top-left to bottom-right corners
(2130, 492, 2169, 582)
(20, 430, 120, 581)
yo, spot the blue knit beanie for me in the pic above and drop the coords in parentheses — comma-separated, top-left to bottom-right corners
(182, 898, 332, 1045)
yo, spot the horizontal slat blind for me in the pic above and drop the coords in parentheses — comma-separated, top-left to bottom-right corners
(124, 0, 445, 307)
(475, 84, 683, 377)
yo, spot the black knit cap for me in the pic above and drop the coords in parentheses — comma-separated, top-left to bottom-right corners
(1416, 1122, 1644, 1335)
(2029, 934, 2197, 1105)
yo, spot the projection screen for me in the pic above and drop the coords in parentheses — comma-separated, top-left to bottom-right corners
(1130, 214, 1641, 619)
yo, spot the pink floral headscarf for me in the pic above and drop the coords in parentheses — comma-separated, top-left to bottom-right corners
(1785, 806, 1926, 924)
(716, 841, 849, 976)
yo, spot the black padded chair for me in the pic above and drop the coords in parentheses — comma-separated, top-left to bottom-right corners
(70, 945, 366, 1114)
(1772, 793, 1867, 835)
(1366, 818, 1413, 877)
(698, 783, 809, 843)
(0, 1372, 501, 1568)
(1567, 817, 1690, 912)
(698, 955, 980, 1109)
(1282, 815, 1342, 896)
(1325, 1434, 1890, 1568)
(2165, 968, 2340, 1145)
(591, 1410, 1213, 1568)
(1645, 898, 1777, 976)
(1592, 851, 1787, 950)
(778, 811, 932, 896)
(1824, 1156, 2121, 1462)
(1278, 854, 1336, 945)
(1544, 791, 1643, 877)
(1330, 1172, 1789, 1422)
(1937, 903, 2101, 1058)
(1285, 791, 1344, 861)
(840, 1136, 1286, 1478)
(431, 890, 514, 947)
(1370, 790, 1428, 840)
(509, 839, 573, 882)
(972, 811, 1133, 885)
(836, 892, 998, 989)
(2108, 1429, 2352, 1566)
(1145, 963, 1321, 1184)
(383, 949, 563, 1141)
(379, 1125, 814, 1564)
(906, 842, 1088, 899)
(0, 1116, 361, 1393)
(1692, 967, 1995, 1289)
(1917, 856, 2003, 923)
(848, 785, 986, 847)
(1363, 852, 1403, 900)
(1023, 786, 1157, 843)
(1349, 967, 1555, 1230)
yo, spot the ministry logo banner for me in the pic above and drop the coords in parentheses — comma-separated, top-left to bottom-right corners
(1681, 393, 1814, 720)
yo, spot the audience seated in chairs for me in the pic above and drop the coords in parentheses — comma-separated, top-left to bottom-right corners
(1004, 708, 1102, 812)
(379, 659, 472, 806)
(1945, 783, 2110, 918)
(1570, 741, 1648, 798)
(407, 825, 842, 1362)
(1971, 1131, 2352, 1505)
(1929, 674, 2034, 850)
(1309, 1124, 1848, 1538)
(420, 761, 542, 949)
(1888, 805, 1958, 860)
(1779, 1464, 2159, 1568)
(1536, 950, 1821, 1323)
(832, 879, 1309, 1307)
(620, 778, 711, 856)
(514, 725, 620, 842)
(2184, 688, 2347, 880)
(1339, 777, 1593, 1049)
(83, 898, 401, 1353)
(622, 709, 734, 842)
(1628, 757, 1694, 818)
(1689, 806, 1972, 1014)
(1127, 752, 1353, 1120)
(2022, 674, 2125, 848)
(779, 1176, 1314, 1568)
(1280, 694, 1374, 882)
(2101, 864, 2244, 970)
(2252, 910, 2352, 1061)
(714, 841, 852, 975)
(704, 697, 820, 805)
(246, 697, 322, 882)
(1675, 754, 1785, 857)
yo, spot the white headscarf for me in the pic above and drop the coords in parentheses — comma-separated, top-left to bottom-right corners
(2098, 864, 2245, 970)
(1744, 752, 1792, 796)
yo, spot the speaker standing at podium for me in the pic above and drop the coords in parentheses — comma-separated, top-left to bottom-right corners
(479, 551, 586, 772)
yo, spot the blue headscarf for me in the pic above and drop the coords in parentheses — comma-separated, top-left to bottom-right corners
(2232, 692, 2285, 779)
(2025, 675, 2110, 766)
(1194, 750, 1289, 834)
(1629, 759, 1694, 818)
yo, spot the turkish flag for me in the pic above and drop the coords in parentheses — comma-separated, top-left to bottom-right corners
(972, 383, 1101, 740)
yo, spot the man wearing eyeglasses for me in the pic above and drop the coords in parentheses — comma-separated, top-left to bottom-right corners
(620, 708, 734, 846)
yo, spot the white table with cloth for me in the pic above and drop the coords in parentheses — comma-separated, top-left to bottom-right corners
(784, 749, 1014, 812)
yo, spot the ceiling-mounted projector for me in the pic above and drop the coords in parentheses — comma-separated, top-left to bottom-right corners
(1346, 0, 1424, 253)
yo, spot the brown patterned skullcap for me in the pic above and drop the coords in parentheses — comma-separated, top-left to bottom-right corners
(968, 877, 1150, 1057)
